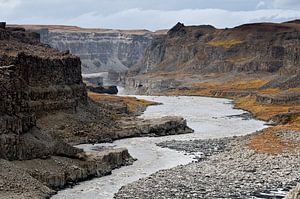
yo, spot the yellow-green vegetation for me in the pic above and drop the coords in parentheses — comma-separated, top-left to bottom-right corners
(208, 39, 243, 48)
(235, 96, 294, 121)
(226, 56, 251, 64)
(193, 79, 268, 91)
(166, 77, 300, 155)
(229, 79, 268, 90)
(258, 88, 281, 95)
(288, 87, 300, 91)
(248, 127, 300, 154)
(88, 92, 159, 114)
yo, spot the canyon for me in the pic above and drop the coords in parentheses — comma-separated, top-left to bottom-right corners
(0, 23, 191, 198)
(1, 18, 300, 199)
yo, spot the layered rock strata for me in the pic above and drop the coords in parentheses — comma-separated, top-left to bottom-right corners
(10, 25, 167, 75)
(125, 21, 300, 95)
(0, 24, 135, 198)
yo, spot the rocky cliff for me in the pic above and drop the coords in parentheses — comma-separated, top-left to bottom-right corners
(0, 23, 88, 160)
(0, 23, 135, 198)
(132, 20, 300, 75)
(0, 23, 194, 198)
(125, 20, 300, 95)
(11, 25, 166, 75)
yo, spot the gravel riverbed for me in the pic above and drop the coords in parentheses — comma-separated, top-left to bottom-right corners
(115, 131, 300, 199)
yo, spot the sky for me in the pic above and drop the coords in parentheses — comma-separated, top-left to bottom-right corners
(0, 0, 300, 30)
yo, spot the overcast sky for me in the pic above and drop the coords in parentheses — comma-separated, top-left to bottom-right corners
(1, 0, 300, 30)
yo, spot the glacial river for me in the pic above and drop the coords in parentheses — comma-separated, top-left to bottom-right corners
(53, 96, 267, 199)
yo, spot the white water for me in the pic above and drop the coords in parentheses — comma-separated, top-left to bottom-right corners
(53, 96, 266, 199)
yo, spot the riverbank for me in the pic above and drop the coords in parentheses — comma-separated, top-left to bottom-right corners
(53, 95, 266, 199)
(116, 130, 300, 198)
(114, 79, 300, 198)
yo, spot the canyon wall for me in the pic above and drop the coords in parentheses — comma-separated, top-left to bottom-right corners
(132, 21, 300, 74)
(0, 24, 86, 160)
(12, 25, 166, 75)
(125, 20, 300, 94)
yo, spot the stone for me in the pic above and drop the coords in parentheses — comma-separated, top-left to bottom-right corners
(0, 22, 6, 29)
(285, 184, 300, 199)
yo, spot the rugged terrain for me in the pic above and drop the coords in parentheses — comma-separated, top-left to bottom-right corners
(116, 131, 300, 199)
(115, 20, 300, 198)
(125, 20, 300, 95)
(10, 24, 167, 77)
(0, 23, 191, 198)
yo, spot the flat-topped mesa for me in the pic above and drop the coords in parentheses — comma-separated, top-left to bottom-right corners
(0, 24, 87, 160)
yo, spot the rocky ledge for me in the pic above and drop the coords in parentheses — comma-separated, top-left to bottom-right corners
(115, 130, 300, 199)
(0, 148, 134, 199)
(114, 116, 194, 139)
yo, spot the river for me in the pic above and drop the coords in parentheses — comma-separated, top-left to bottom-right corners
(53, 95, 266, 199)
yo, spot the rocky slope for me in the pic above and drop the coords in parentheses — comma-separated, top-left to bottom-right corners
(125, 20, 300, 94)
(10, 25, 166, 75)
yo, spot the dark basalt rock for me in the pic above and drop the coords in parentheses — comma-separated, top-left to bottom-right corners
(87, 85, 118, 94)
(130, 20, 300, 76)
(0, 25, 87, 161)
(168, 22, 186, 37)
(0, 22, 6, 29)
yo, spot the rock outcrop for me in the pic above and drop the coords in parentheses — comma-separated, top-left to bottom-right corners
(0, 25, 86, 160)
(257, 90, 300, 105)
(115, 116, 194, 139)
(87, 85, 118, 95)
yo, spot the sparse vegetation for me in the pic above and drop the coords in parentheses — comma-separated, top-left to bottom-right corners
(288, 87, 300, 91)
(208, 39, 243, 48)
(248, 128, 299, 154)
(226, 56, 251, 64)
(258, 88, 281, 95)
(234, 96, 298, 120)
(88, 92, 159, 114)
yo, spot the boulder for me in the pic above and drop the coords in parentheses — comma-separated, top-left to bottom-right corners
(87, 85, 118, 94)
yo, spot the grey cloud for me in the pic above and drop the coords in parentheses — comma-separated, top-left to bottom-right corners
(272, 0, 300, 9)
(18, 8, 299, 30)
(1, 0, 300, 30)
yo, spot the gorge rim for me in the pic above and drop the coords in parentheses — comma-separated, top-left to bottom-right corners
(1, 1, 300, 199)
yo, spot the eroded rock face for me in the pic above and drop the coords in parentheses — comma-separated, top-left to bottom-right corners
(0, 26, 87, 161)
(125, 21, 300, 94)
(11, 25, 166, 74)
(133, 21, 300, 75)
(0, 24, 138, 199)
(115, 116, 194, 139)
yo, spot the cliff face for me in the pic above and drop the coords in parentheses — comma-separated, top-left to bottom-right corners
(132, 21, 300, 75)
(125, 21, 300, 94)
(0, 24, 86, 160)
(12, 25, 166, 74)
